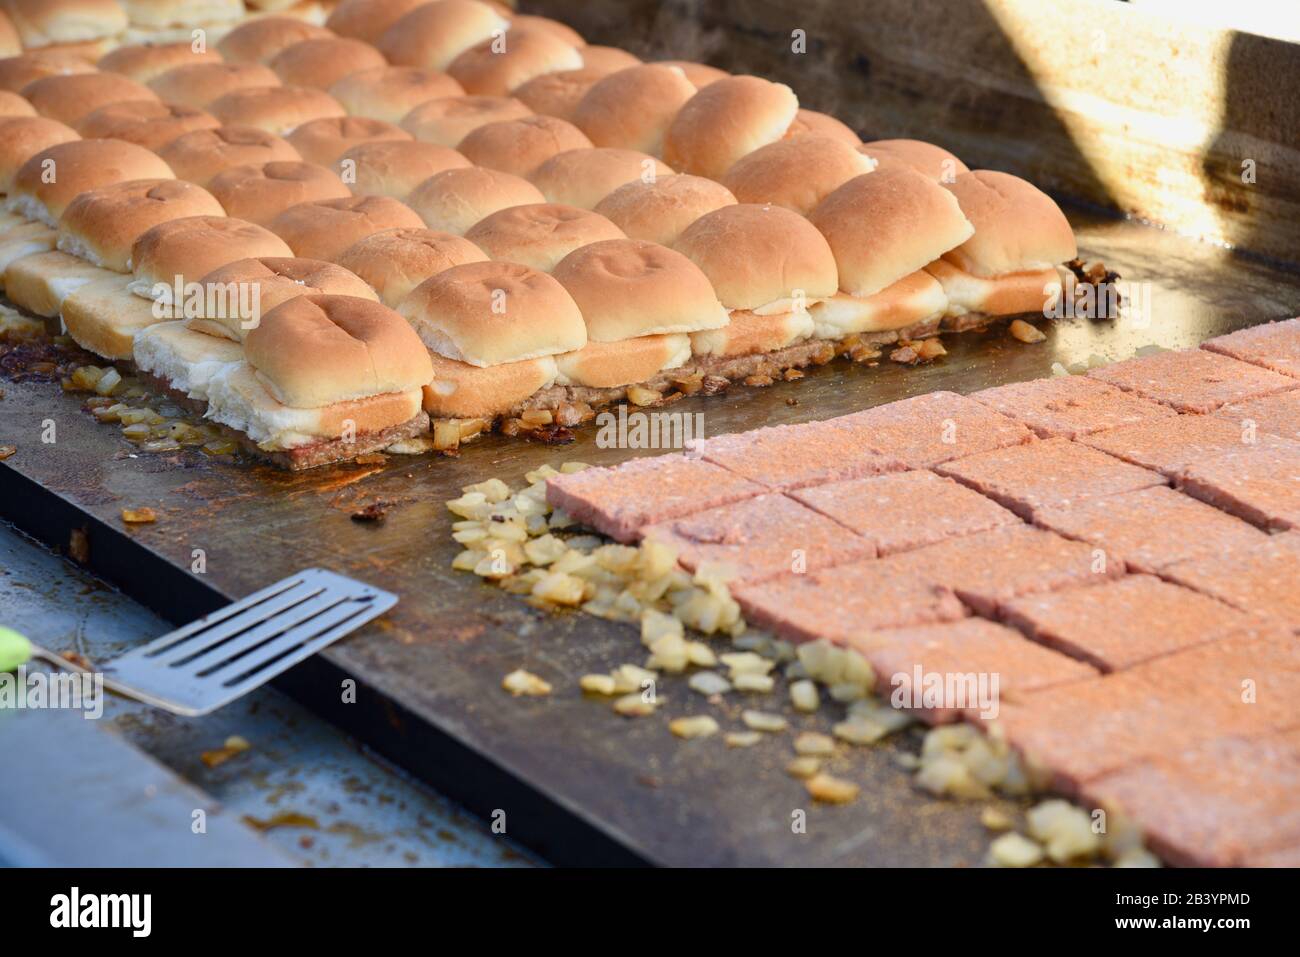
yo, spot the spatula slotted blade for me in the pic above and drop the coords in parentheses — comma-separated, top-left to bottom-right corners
(102, 569, 396, 716)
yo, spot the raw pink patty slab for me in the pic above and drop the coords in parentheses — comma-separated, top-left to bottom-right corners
(887, 524, 1122, 617)
(970, 374, 1175, 439)
(1214, 390, 1300, 443)
(791, 470, 1020, 554)
(1202, 317, 1300, 379)
(851, 618, 1096, 724)
(688, 419, 906, 491)
(934, 436, 1165, 519)
(1087, 347, 1295, 413)
(1162, 532, 1300, 629)
(731, 556, 967, 644)
(545, 454, 764, 543)
(1179, 442, 1300, 531)
(1002, 574, 1258, 672)
(641, 493, 874, 584)
(833, 391, 1033, 468)
(1081, 413, 1297, 478)
(1033, 485, 1268, 574)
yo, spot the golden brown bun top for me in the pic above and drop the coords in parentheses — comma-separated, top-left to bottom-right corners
(337, 138, 470, 199)
(217, 16, 335, 64)
(22, 72, 159, 126)
(209, 85, 347, 136)
(721, 134, 875, 216)
(98, 42, 224, 83)
(398, 93, 531, 147)
(808, 165, 974, 297)
(784, 109, 860, 146)
(447, 28, 583, 97)
(405, 165, 545, 235)
(58, 178, 226, 270)
(326, 0, 429, 45)
(858, 138, 969, 183)
(158, 125, 301, 185)
(673, 203, 838, 310)
(336, 225, 488, 307)
(148, 62, 281, 111)
(593, 173, 736, 248)
(456, 114, 592, 179)
(663, 75, 798, 180)
(578, 45, 640, 76)
(75, 99, 219, 150)
(652, 60, 727, 87)
(0, 52, 96, 92)
(511, 67, 604, 121)
(529, 147, 673, 210)
(509, 15, 585, 47)
(132, 215, 295, 287)
(246, 293, 435, 407)
(286, 114, 411, 168)
(196, 255, 380, 336)
(571, 63, 696, 155)
(0, 88, 32, 116)
(5, 0, 128, 48)
(328, 65, 464, 124)
(941, 169, 1077, 276)
(268, 193, 426, 259)
(377, 0, 510, 72)
(269, 37, 387, 91)
(464, 202, 625, 272)
(0, 114, 79, 190)
(12, 138, 174, 219)
(207, 160, 352, 226)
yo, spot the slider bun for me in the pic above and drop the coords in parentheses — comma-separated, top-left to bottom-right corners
(447, 29, 583, 96)
(269, 37, 387, 91)
(286, 115, 410, 168)
(923, 258, 1060, 317)
(810, 270, 949, 338)
(572, 64, 696, 156)
(98, 41, 223, 82)
(337, 139, 470, 200)
(593, 172, 736, 247)
(207, 160, 351, 226)
(131, 215, 294, 295)
(784, 108, 860, 146)
(21, 72, 159, 126)
(553, 333, 690, 389)
(329, 66, 464, 124)
(457, 114, 591, 178)
(336, 226, 488, 308)
(158, 125, 301, 186)
(529, 147, 672, 210)
(398, 260, 586, 366)
(940, 169, 1077, 276)
(577, 46, 640, 75)
(132, 320, 244, 400)
(0, 11, 18, 58)
(552, 238, 727, 341)
(58, 178, 226, 272)
(421, 351, 557, 419)
(0, 51, 96, 92)
(61, 273, 162, 360)
(5, 0, 128, 48)
(653, 60, 727, 86)
(0, 90, 33, 116)
(217, 15, 333, 64)
(268, 194, 425, 261)
(0, 116, 79, 193)
(399, 94, 530, 147)
(808, 166, 974, 297)
(76, 100, 219, 150)
(663, 75, 797, 179)
(689, 309, 813, 358)
(8, 138, 174, 226)
(191, 255, 379, 340)
(149, 62, 281, 110)
(464, 202, 624, 273)
(245, 293, 435, 406)
(3, 248, 117, 317)
(674, 203, 838, 311)
(406, 165, 544, 235)
(721, 135, 875, 215)
(509, 15, 585, 47)
(512, 68, 604, 120)
(209, 85, 347, 136)
(858, 138, 968, 182)
(121, 0, 244, 28)
(326, 0, 431, 45)
(378, 0, 509, 72)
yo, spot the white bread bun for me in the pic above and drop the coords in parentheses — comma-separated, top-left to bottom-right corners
(923, 259, 1062, 319)
(511, 67, 603, 120)
(689, 309, 813, 358)
(62, 272, 164, 359)
(593, 172, 736, 247)
(673, 203, 838, 312)
(209, 85, 347, 136)
(268, 193, 424, 261)
(406, 165, 544, 235)
(858, 138, 968, 183)
(326, 0, 428, 45)
(377, 0, 508, 72)
(808, 166, 974, 298)
(721, 134, 874, 216)
(4, 249, 117, 317)
(577, 45, 640, 75)
(148, 61, 280, 110)
(217, 15, 333, 64)
(286, 114, 410, 167)
(940, 169, 1077, 276)
(809, 270, 949, 338)
(398, 259, 586, 366)
(337, 139, 470, 199)
(464, 202, 624, 273)
(551, 238, 726, 341)
(447, 28, 582, 96)
(422, 351, 557, 419)
(76, 99, 219, 150)
(207, 160, 351, 226)
(0, 115, 79, 193)
(399, 93, 530, 147)
(131, 320, 243, 400)
(98, 41, 223, 82)
(5, 0, 128, 48)
(571, 64, 696, 156)
(663, 75, 797, 179)
(7, 138, 174, 225)
(0, 221, 57, 276)
(130, 215, 294, 301)
(553, 334, 690, 389)
(529, 147, 671, 210)
(336, 225, 487, 308)
(269, 36, 387, 91)
(457, 114, 591, 178)
(0, 51, 96, 92)
(21, 72, 159, 125)
(329, 65, 464, 124)
(158, 125, 301, 186)
(653, 60, 726, 87)
(784, 108, 859, 146)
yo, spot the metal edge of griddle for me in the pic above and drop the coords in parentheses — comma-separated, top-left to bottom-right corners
(0, 462, 651, 868)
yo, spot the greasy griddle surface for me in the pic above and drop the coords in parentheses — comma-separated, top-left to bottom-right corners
(3, 212, 1298, 866)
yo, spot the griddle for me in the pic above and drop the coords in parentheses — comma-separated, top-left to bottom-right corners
(2, 210, 1298, 866)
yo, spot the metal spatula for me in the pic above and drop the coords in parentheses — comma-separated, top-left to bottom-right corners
(29, 569, 397, 716)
